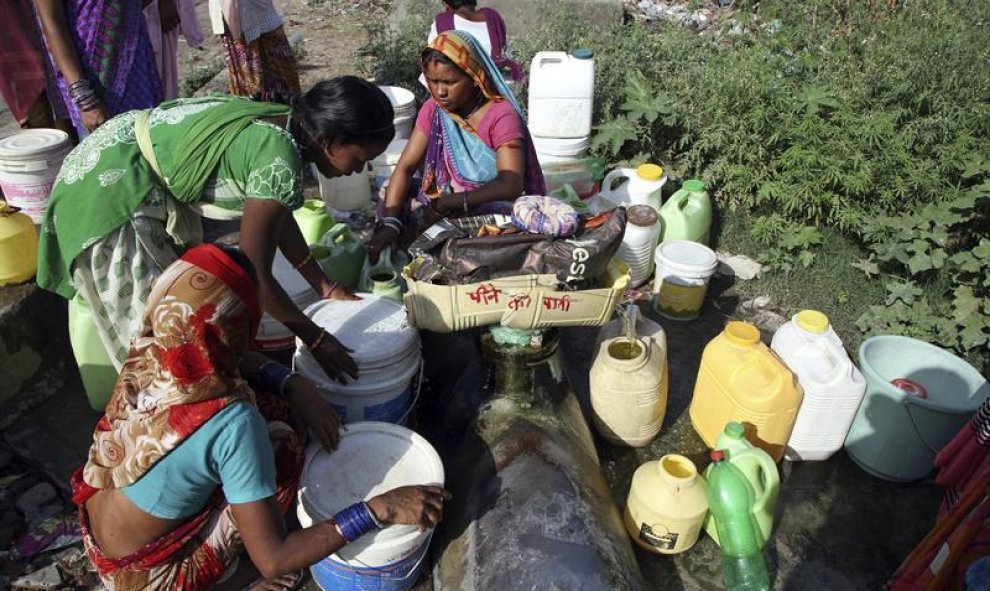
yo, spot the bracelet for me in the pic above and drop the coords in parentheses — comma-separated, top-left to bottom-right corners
(257, 360, 291, 396)
(333, 502, 377, 542)
(322, 281, 340, 299)
(292, 251, 315, 270)
(364, 501, 386, 529)
(308, 328, 328, 351)
(279, 371, 301, 397)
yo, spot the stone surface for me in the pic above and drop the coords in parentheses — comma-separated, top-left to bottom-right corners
(15, 484, 58, 521)
(3, 375, 100, 496)
(12, 564, 61, 590)
(716, 251, 764, 280)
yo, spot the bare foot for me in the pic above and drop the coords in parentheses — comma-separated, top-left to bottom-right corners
(249, 572, 303, 591)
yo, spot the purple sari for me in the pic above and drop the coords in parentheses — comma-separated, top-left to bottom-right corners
(41, 0, 163, 135)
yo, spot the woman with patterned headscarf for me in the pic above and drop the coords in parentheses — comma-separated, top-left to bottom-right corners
(366, 30, 545, 262)
(73, 243, 450, 590)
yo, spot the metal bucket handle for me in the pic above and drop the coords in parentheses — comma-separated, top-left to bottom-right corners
(903, 397, 960, 455)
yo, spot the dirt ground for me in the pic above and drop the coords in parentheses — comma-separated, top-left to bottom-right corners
(177, 0, 392, 97)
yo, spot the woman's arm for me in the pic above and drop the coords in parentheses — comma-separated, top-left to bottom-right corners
(231, 485, 450, 580)
(433, 139, 524, 215)
(367, 129, 429, 262)
(32, 0, 110, 131)
(239, 199, 358, 382)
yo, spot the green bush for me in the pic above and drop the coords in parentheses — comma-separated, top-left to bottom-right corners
(363, 0, 990, 369)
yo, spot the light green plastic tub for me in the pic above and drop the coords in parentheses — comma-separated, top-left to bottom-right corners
(844, 335, 989, 481)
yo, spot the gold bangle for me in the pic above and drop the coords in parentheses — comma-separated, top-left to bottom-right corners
(308, 328, 328, 351)
(293, 251, 315, 270)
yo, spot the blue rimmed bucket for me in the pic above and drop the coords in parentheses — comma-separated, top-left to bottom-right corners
(309, 532, 431, 591)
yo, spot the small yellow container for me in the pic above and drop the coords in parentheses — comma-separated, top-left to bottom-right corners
(0, 203, 38, 286)
(689, 321, 804, 461)
(624, 454, 708, 554)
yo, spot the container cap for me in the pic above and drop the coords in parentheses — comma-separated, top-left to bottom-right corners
(626, 204, 658, 227)
(682, 179, 705, 192)
(891, 378, 928, 399)
(710, 450, 726, 462)
(571, 48, 594, 59)
(0, 129, 72, 160)
(636, 163, 664, 182)
(795, 309, 829, 334)
(724, 421, 746, 439)
(724, 321, 760, 346)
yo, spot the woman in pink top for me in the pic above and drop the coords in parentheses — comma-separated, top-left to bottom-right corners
(367, 30, 544, 261)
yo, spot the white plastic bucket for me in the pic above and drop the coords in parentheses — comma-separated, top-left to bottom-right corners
(297, 421, 444, 586)
(369, 138, 408, 194)
(533, 135, 590, 165)
(257, 251, 320, 352)
(652, 241, 718, 320)
(296, 296, 421, 423)
(317, 163, 374, 214)
(378, 86, 417, 140)
(0, 129, 73, 223)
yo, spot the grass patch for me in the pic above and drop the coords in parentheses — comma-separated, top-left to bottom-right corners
(715, 211, 885, 351)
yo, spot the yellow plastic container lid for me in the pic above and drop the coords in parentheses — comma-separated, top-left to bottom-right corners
(795, 310, 829, 334)
(724, 321, 760, 346)
(636, 163, 664, 182)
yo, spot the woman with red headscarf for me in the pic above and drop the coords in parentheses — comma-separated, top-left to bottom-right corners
(72, 244, 450, 591)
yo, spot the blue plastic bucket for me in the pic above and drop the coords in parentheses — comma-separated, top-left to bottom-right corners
(310, 533, 430, 591)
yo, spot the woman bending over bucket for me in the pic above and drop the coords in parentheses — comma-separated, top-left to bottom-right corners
(38, 77, 394, 384)
(72, 244, 451, 591)
(367, 30, 544, 262)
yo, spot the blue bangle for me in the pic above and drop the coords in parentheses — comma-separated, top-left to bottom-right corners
(257, 361, 291, 396)
(333, 502, 377, 542)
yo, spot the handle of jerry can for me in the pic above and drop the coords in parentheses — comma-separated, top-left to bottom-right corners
(749, 449, 779, 509)
(536, 51, 568, 68)
(320, 222, 349, 245)
(600, 168, 634, 200)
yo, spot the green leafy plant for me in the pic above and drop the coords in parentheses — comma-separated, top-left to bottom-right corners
(749, 214, 824, 273)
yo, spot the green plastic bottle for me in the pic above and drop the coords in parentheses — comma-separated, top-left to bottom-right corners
(707, 450, 771, 591)
(703, 421, 780, 549)
(659, 178, 712, 245)
(293, 200, 336, 245)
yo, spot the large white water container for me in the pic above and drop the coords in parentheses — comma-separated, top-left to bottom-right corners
(297, 422, 444, 589)
(257, 251, 320, 352)
(771, 310, 867, 461)
(295, 295, 421, 423)
(0, 129, 73, 223)
(378, 86, 417, 140)
(528, 49, 595, 139)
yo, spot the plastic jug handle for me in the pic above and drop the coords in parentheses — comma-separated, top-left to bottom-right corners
(321, 223, 348, 245)
(751, 452, 779, 509)
(537, 51, 568, 67)
(600, 168, 632, 198)
(380, 246, 393, 269)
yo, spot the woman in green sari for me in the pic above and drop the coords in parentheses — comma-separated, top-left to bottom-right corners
(38, 76, 393, 382)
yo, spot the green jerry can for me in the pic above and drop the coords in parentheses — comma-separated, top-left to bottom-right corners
(293, 200, 337, 245)
(311, 223, 365, 290)
(660, 178, 712, 245)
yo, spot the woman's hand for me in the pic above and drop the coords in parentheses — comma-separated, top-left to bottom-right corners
(366, 486, 452, 531)
(367, 226, 398, 264)
(284, 375, 341, 451)
(310, 331, 359, 384)
(81, 103, 110, 132)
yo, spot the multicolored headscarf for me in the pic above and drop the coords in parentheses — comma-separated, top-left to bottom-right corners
(74, 244, 262, 497)
(419, 30, 545, 211)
